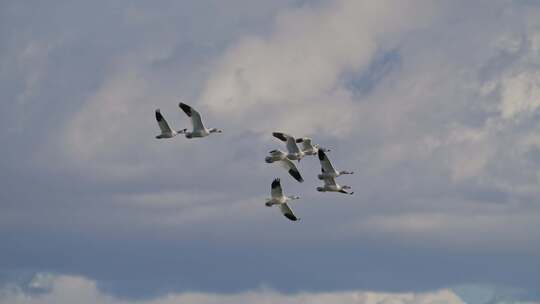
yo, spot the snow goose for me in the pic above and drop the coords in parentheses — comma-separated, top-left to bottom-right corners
(178, 102, 223, 138)
(317, 149, 353, 180)
(296, 137, 330, 155)
(155, 109, 186, 139)
(316, 173, 354, 195)
(265, 150, 304, 183)
(265, 178, 301, 221)
(272, 132, 305, 161)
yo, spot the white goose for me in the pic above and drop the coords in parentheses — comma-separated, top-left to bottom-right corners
(155, 109, 186, 139)
(316, 173, 354, 195)
(265, 178, 301, 221)
(178, 102, 223, 138)
(296, 137, 330, 156)
(265, 150, 304, 183)
(272, 132, 305, 161)
(317, 149, 353, 180)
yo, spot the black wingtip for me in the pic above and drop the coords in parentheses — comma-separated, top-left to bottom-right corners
(272, 132, 287, 142)
(179, 102, 192, 117)
(295, 138, 304, 143)
(318, 149, 326, 161)
(155, 110, 163, 121)
(271, 178, 281, 189)
(284, 213, 298, 221)
(288, 169, 303, 183)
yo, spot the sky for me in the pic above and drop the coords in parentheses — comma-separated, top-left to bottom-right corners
(1, 0, 540, 303)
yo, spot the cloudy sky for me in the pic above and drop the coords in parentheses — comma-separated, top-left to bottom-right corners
(1, 0, 540, 303)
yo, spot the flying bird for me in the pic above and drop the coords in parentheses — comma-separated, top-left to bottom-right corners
(296, 137, 330, 156)
(265, 150, 304, 183)
(155, 109, 186, 139)
(317, 149, 353, 180)
(272, 132, 305, 161)
(178, 102, 223, 138)
(316, 173, 354, 195)
(265, 178, 301, 221)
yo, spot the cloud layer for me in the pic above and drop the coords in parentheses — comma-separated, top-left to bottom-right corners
(0, 274, 467, 304)
(1, 0, 540, 299)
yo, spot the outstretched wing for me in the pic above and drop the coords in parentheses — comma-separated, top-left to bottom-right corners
(269, 149, 286, 157)
(279, 158, 304, 183)
(318, 149, 336, 173)
(273, 132, 300, 153)
(271, 178, 283, 199)
(155, 109, 172, 133)
(272, 132, 289, 142)
(179, 102, 205, 132)
(279, 203, 299, 221)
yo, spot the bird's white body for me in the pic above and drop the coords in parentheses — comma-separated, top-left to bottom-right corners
(317, 149, 353, 180)
(179, 102, 222, 139)
(185, 128, 214, 138)
(264, 196, 287, 206)
(318, 170, 354, 180)
(265, 149, 304, 183)
(316, 175, 354, 195)
(265, 178, 301, 221)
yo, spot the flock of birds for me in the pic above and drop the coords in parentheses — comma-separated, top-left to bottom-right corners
(155, 102, 354, 222)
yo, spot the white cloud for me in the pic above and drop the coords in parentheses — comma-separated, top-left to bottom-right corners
(499, 71, 540, 119)
(200, 0, 437, 136)
(58, 42, 187, 179)
(0, 274, 467, 304)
